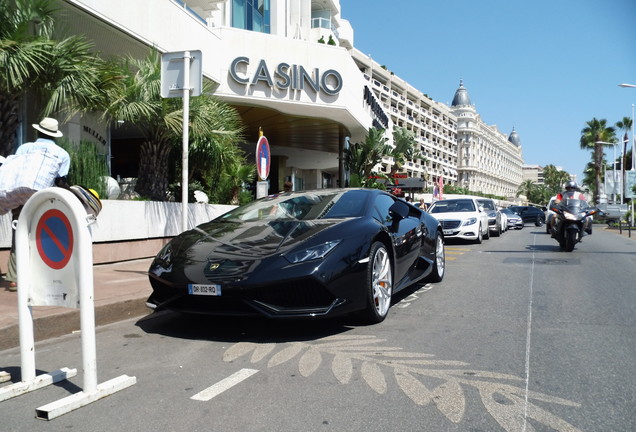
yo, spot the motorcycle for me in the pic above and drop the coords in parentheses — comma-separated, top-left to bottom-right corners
(549, 198, 598, 252)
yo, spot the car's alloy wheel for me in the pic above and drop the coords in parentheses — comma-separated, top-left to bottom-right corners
(426, 233, 445, 282)
(363, 242, 393, 323)
(475, 225, 483, 244)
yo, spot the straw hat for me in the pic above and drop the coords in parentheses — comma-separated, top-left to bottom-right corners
(32, 117, 63, 138)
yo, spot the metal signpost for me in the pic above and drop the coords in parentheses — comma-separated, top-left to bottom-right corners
(0, 188, 136, 420)
(256, 130, 271, 199)
(161, 50, 202, 232)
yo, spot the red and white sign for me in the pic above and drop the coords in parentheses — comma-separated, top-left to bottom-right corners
(256, 135, 270, 180)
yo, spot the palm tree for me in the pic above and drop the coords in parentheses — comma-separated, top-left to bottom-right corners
(344, 127, 391, 187)
(542, 164, 571, 196)
(88, 51, 243, 200)
(388, 127, 424, 178)
(0, 0, 104, 155)
(220, 160, 256, 205)
(616, 117, 633, 202)
(580, 118, 616, 204)
(616, 117, 633, 166)
(517, 179, 536, 199)
(581, 161, 596, 195)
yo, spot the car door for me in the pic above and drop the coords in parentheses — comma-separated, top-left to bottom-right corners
(373, 195, 421, 285)
(474, 199, 490, 234)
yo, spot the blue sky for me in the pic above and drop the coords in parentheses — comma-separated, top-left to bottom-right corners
(343, 0, 636, 184)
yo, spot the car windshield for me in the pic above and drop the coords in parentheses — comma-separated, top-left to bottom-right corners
(502, 209, 517, 216)
(218, 190, 369, 222)
(478, 200, 495, 210)
(429, 199, 475, 213)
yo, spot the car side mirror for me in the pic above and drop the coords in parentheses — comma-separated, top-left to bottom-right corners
(389, 200, 409, 221)
(478, 205, 485, 212)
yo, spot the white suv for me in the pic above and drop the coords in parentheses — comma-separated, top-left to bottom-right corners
(428, 198, 490, 243)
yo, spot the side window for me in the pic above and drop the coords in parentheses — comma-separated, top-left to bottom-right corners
(373, 194, 396, 223)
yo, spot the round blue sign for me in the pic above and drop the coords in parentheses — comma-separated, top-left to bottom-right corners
(36, 209, 74, 270)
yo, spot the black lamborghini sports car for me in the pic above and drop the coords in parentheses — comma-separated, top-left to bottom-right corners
(147, 188, 445, 323)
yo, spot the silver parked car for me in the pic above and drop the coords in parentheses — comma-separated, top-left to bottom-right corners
(476, 198, 503, 237)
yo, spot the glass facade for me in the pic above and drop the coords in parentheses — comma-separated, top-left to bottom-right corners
(232, 0, 270, 33)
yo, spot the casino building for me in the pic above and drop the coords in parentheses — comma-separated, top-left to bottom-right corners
(33, 0, 522, 196)
(54, 0, 380, 193)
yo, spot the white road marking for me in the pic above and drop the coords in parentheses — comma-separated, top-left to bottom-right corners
(190, 368, 259, 401)
(522, 235, 537, 432)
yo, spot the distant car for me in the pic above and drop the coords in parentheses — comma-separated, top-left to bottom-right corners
(509, 205, 545, 226)
(545, 196, 557, 233)
(501, 208, 523, 229)
(476, 198, 503, 237)
(146, 188, 445, 324)
(427, 198, 490, 243)
(498, 207, 508, 232)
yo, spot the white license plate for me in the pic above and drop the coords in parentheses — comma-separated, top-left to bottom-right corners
(443, 229, 455, 235)
(188, 284, 222, 296)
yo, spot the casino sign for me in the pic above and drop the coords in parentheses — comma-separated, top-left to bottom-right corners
(229, 56, 343, 96)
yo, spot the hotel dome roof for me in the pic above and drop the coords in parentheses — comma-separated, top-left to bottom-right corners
(451, 80, 471, 106)
(508, 127, 521, 146)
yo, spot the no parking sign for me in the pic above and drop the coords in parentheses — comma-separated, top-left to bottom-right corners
(36, 209, 74, 270)
(6, 187, 136, 417)
(18, 190, 90, 308)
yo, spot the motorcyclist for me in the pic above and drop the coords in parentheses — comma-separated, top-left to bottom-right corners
(553, 181, 592, 234)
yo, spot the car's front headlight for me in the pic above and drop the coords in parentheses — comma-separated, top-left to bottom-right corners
(462, 217, 477, 226)
(284, 240, 341, 263)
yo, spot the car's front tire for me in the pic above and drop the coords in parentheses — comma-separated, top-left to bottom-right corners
(425, 233, 445, 283)
(474, 225, 483, 244)
(361, 242, 393, 324)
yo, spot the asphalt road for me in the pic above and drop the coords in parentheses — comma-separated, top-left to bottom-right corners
(1, 225, 635, 431)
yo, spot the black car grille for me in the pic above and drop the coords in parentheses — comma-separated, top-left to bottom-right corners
(149, 276, 337, 316)
(440, 220, 461, 229)
(247, 279, 336, 308)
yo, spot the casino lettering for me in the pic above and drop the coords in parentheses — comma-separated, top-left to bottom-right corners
(230, 56, 342, 96)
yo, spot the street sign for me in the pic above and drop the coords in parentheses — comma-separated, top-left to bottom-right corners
(36, 209, 74, 270)
(160, 50, 202, 98)
(160, 50, 203, 232)
(2, 187, 136, 417)
(256, 135, 271, 181)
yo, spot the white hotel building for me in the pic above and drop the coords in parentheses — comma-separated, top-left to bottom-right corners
(45, 0, 522, 196)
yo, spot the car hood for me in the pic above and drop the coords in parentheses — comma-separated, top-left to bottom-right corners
(428, 211, 478, 220)
(168, 218, 350, 262)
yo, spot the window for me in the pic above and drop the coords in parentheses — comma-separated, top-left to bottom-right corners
(373, 194, 396, 223)
(232, 0, 270, 33)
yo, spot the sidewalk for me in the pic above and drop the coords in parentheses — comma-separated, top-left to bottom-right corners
(0, 258, 154, 351)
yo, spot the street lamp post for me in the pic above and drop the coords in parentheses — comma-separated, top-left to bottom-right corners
(596, 141, 620, 203)
(618, 83, 634, 229)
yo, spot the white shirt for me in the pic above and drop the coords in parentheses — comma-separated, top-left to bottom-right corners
(16, 137, 70, 177)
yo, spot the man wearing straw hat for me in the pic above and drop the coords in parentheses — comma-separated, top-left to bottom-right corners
(4, 117, 71, 291)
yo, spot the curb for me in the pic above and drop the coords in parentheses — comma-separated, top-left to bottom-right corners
(0, 297, 151, 351)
